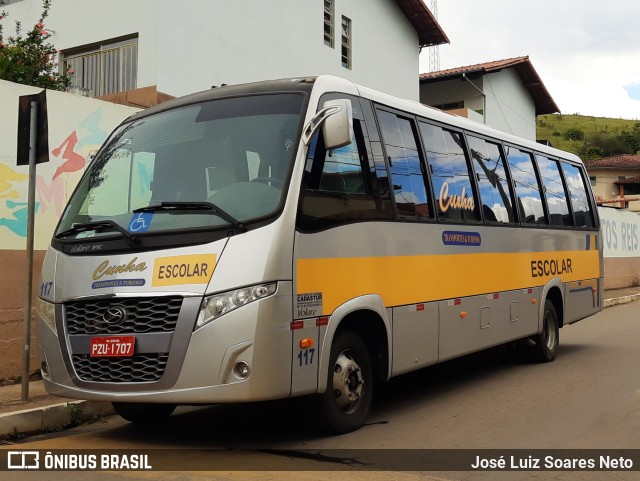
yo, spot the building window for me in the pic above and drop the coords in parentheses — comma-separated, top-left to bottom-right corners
(341, 16, 352, 69)
(589, 176, 597, 186)
(63, 35, 138, 97)
(324, 0, 334, 47)
(433, 101, 465, 111)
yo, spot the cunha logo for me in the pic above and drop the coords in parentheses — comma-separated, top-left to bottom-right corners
(439, 182, 475, 213)
(93, 257, 148, 280)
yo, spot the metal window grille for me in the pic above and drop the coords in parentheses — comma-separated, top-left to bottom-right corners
(341, 16, 352, 69)
(64, 39, 138, 97)
(324, 0, 334, 47)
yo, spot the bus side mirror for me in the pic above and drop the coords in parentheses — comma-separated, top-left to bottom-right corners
(322, 99, 353, 150)
(302, 99, 353, 149)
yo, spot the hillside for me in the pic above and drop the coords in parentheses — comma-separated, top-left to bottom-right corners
(536, 114, 639, 159)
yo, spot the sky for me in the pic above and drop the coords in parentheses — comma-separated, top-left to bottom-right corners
(418, 0, 640, 120)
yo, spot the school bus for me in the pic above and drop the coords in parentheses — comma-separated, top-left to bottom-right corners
(36, 75, 603, 434)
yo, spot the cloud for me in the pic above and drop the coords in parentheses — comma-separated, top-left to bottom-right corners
(421, 0, 640, 119)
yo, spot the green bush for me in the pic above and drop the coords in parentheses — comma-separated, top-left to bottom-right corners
(563, 128, 585, 141)
(0, 0, 71, 91)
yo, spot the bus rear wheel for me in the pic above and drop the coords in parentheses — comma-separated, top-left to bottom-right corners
(316, 330, 373, 434)
(532, 299, 559, 363)
(113, 402, 176, 425)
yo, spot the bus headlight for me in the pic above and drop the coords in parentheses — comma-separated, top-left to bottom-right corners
(36, 298, 57, 334)
(196, 282, 277, 329)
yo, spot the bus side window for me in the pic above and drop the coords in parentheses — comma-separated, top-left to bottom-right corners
(306, 121, 367, 194)
(536, 154, 573, 227)
(561, 162, 595, 228)
(377, 110, 432, 221)
(298, 118, 391, 230)
(419, 122, 480, 222)
(504, 146, 547, 225)
(467, 135, 517, 224)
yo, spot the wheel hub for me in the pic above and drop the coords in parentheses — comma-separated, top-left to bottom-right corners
(332, 350, 364, 414)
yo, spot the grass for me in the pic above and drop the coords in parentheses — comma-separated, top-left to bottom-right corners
(536, 114, 638, 156)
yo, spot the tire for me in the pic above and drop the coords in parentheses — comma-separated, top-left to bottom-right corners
(316, 330, 373, 434)
(532, 299, 559, 363)
(113, 402, 176, 425)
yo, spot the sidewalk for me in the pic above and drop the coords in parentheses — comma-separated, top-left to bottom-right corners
(1, 287, 639, 440)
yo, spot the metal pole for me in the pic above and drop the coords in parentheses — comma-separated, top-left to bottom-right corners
(21, 101, 38, 401)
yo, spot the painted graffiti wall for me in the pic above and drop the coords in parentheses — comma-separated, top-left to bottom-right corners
(0, 80, 140, 250)
(0, 80, 139, 380)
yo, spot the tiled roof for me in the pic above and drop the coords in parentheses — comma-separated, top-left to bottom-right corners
(586, 154, 640, 169)
(615, 176, 640, 184)
(396, 0, 449, 47)
(419, 56, 560, 115)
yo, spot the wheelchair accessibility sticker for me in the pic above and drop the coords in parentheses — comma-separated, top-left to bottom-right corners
(128, 212, 154, 233)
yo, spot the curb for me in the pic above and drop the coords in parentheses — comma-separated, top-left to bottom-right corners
(603, 293, 640, 308)
(0, 400, 113, 440)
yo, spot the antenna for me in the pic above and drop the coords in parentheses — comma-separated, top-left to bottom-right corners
(428, 0, 440, 72)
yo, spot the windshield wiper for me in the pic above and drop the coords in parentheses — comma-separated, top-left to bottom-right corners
(133, 201, 246, 232)
(55, 220, 140, 246)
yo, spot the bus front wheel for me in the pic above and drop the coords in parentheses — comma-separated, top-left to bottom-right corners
(113, 402, 176, 425)
(316, 330, 373, 434)
(532, 300, 559, 363)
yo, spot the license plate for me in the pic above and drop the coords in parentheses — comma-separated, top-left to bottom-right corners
(90, 336, 135, 357)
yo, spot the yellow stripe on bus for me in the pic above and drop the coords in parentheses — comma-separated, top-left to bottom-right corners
(296, 250, 601, 315)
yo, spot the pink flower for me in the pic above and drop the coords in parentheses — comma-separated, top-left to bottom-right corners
(54, 62, 58, 67)
(67, 69, 74, 74)
(36, 22, 45, 28)
(40, 29, 47, 35)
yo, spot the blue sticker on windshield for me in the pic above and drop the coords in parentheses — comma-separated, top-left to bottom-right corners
(128, 212, 153, 233)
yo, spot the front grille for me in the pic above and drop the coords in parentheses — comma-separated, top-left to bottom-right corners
(65, 297, 183, 335)
(72, 354, 169, 382)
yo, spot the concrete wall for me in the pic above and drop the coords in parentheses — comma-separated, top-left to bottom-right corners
(599, 206, 640, 289)
(420, 69, 537, 141)
(5, 0, 420, 100)
(483, 69, 536, 141)
(0, 80, 139, 380)
(1, 0, 160, 90)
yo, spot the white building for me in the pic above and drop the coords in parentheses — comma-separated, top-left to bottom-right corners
(419, 57, 559, 141)
(3, 0, 448, 106)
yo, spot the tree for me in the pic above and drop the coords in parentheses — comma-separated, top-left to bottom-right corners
(0, 0, 71, 91)
(618, 122, 640, 155)
(579, 131, 632, 158)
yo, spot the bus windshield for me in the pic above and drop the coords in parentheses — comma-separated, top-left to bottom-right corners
(56, 93, 305, 240)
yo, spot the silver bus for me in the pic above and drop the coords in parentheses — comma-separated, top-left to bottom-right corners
(36, 76, 603, 434)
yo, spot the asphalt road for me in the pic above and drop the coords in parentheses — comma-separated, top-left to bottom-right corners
(2, 301, 640, 481)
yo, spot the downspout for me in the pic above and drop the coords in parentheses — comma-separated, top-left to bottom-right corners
(462, 73, 486, 125)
